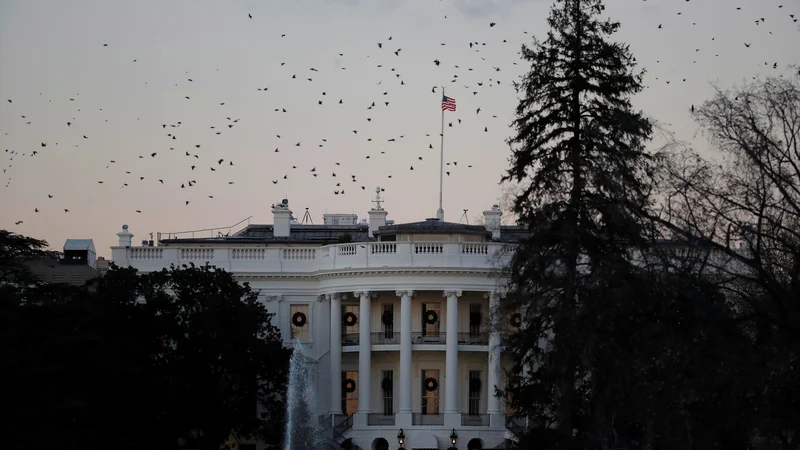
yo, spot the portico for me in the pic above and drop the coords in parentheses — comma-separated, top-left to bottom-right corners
(324, 288, 507, 431)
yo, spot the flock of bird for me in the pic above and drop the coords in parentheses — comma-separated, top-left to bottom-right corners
(2, 1, 798, 231)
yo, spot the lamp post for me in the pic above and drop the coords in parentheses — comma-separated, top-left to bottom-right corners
(397, 428, 405, 450)
(449, 428, 458, 449)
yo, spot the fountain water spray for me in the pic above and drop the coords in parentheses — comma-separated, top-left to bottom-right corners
(284, 340, 323, 450)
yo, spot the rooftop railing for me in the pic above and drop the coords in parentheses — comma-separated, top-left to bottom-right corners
(113, 241, 508, 274)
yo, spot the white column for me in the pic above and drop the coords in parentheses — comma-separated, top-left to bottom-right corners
(355, 291, 373, 415)
(444, 290, 462, 414)
(396, 290, 414, 414)
(328, 293, 343, 415)
(486, 291, 504, 416)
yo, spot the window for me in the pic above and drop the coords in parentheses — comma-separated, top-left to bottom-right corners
(421, 369, 440, 415)
(342, 371, 358, 415)
(381, 370, 394, 415)
(382, 304, 394, 339)
(508, 307, 522, 334)
(342, 304, 359, 345)
(421, 303, 441, 337)
(506, 379, 519, 416)
(290, 304, 309, 341)
(469, 303, 482, 337)
(468, 370, 481, 415)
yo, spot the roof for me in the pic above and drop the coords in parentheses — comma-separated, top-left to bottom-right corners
(64, 239, 96, 252)
(161, 224, 372, 245)
(373, 218, 492, 237)
(158, 219, 529, 245)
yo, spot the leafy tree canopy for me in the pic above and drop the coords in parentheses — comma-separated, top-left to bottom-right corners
(1, 232, 290, 450)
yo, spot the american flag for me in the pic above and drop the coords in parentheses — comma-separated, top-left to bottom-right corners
(441, 95, 456, 111)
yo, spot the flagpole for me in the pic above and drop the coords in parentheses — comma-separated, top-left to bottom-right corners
(437, 86, 445, 221)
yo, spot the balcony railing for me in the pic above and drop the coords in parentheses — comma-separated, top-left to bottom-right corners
(461, 413, 490, 426)
(342, 333, 359, 346)
(412, 413, 444, 425)
(367, 413, 396, 426)
(114, 241, 508, 274)
(371, 331, 400, 345)
(411, 332, 446, 344)
(457, 332, 489, 345)
(341, 331, 500, 347)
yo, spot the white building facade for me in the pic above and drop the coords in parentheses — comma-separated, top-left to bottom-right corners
(111, 196, 527, 450)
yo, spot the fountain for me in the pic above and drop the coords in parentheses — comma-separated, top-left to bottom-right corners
(284, 340, 323, 450)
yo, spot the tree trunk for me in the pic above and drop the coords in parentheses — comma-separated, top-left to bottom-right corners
(558, 1, 584, 446)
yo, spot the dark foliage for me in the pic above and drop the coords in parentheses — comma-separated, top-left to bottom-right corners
(502, 1, 797, 445)
(651, 74, 800, 448)
(502, 0, 656, 446)
(0, 233, 290, 450)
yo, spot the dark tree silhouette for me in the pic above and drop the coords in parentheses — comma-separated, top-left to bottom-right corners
(502, 0, 658, 446)
(94, 263, 291, 450)
(652, 73, 800, 448)
(1, 233, 290, 450)
(0, 229, 60, 287)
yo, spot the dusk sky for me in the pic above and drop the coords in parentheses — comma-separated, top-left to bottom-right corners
(1, 0, 797, 256)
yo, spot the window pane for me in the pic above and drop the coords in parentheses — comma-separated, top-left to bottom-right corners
(290, 304, 309, 341)
(342, 304, 359, 335)
(422, 303, 441, 336)
(469, 303, 482, 336)
(469, 370, 481, 415)
(421, 369, 440, 415)
(382, 304, 394, 338)
(342, 371, 358, 415)
(382, 370, 393, 415)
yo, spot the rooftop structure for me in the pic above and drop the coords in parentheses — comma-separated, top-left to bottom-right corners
(26, 238, 100, 285)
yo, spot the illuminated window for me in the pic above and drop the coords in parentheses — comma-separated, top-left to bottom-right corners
(422, 303, 441, 337)
(421, 369, 440, 415)
(342, 371, 358, 415)
(290, 304, 309, 341)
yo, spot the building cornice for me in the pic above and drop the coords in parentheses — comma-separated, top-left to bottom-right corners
(232, 267, 502, 281)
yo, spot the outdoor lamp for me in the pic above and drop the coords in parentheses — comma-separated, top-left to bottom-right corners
(397, 428, 405, 446)
(450, 428, 458, 445)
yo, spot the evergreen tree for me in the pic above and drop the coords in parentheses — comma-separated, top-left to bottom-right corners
(502, 0, 655, 446)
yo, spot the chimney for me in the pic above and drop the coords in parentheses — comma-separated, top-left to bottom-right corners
(272, 199, 293, 238)
(368, 186, 388, 238)
(117, 224, 133, 246)
(483, 204, 502, 240)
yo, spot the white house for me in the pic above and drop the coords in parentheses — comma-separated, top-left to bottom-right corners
(110, 191, 527, 450)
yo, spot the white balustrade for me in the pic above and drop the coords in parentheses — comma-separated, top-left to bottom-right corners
(128, 247, 163, 260)
(281, 248, 316, 260)
(231, 248, 266, 260)
(461, 243, 489, 255)
(338, 244, 357, 256)
(180, 248, 214, 260)
(370, 243, 397, 254)
(414, 243, 444, 254)
(115, 241, 509, 274)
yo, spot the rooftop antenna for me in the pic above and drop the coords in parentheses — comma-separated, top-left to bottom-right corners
(372, 186, 384, 210)
(459, 209, 469, 225)
(301, 207, 313, 225)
